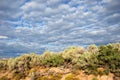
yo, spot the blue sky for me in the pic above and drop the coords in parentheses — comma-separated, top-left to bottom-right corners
(0, 0, 120, 57)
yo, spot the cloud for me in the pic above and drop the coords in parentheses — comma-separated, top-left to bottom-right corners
(0, 0, 26, 20)
(0, 35, 8, 39)
(0, 0, 120, 57)
(104, 0, 120, 12)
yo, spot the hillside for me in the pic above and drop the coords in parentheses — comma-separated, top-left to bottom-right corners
(0, 43, 120, 80)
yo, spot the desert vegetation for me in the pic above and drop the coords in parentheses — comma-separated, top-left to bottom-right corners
(0, 43, 120, 80)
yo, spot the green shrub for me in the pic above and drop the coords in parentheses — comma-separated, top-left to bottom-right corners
(73, 51, 99, 75)
(38, 76, 50, 80)
(51, 75, 62, 80)
(8, 53, 42, 72)
(37, 73, 62, 80)
(29, 53, 43, 67)
(64, 73, 80, 80)
(74, 51, 98, 70)
(92, 77, 98, 80)
(98, 45, 120, 72)
(112, 43, 120, 52)
(0, 60, 8, 70)
(7, 54, 31, 72)
(6, 53, 45, 73)
(104, 69, 110, 75)
(98, 70, 104, 76)
(42, 53, 64, 67)
(7, 58, 17, 71)
(0, 76, 9, 80)
(13, 72, 26, 80)
(87, 44, 99, 54)
(61, 46, 84, 63)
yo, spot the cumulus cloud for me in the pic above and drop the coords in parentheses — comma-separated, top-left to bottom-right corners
(0, 0, 120, 57)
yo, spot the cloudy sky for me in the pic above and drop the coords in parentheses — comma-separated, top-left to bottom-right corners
(0, 0, 120, 57)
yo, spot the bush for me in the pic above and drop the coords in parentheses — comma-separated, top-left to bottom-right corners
(7, 54, 31, 72)
(92, 77, 98, 80)
(87, 44, 99, 54)
(0, 76, 9, 80)
(50, 74, 62, 80)
(98, 45, 120, 72)
(74, 52, 98, 70)
(13, 71, 26, 80)
(64, 73, 80, 80)
(61, 46, 84, 63)
(38, 74, 62, 80)
(112, 43, 120, 53)
(104, 69, 110, 75)
(0, 60, 8, 70)
(38, 76, 50, 80)
(42, 53, 64, 67)
(7, 58, 17, 71)
(29, 53, 43, 67)
(7, 53, 42, 72)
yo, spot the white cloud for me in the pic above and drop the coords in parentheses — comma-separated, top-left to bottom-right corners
(0, 36, 8, 39)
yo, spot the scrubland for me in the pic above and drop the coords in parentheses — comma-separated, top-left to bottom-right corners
(0, 43, 120, 80)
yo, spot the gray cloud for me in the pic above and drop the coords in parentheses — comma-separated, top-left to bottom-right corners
(0, 0, 26, 20)
(104, 0, 120, 12)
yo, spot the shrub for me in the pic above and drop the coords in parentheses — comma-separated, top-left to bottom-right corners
(7, 58, 17, 71)
(42, 53, 64, 67)
(0, 76, 9, 80)
(42, 51, 53, 59)
(7, 53, 45, 73)
(104, 69, 110, 75)
(92, 77, 98, 80)
(8, 54, 31, 72)
(98, 45, 120, 72)
(61, 46, 84, 63)
(87, 44, 99, 54)
(112, 43, 120, 53)
(38, 74, 62, 80)
(64, 73, 80, 80)
(51, 74, 62, 80)
(29, 53, 43, 67)
(38, 76, 50, 80)
(0, 60, 8, 70)
(74, 51, 98, 69)
(13, 71, 26, 80)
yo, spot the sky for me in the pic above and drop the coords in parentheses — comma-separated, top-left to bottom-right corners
(0, 0, 120, 57)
